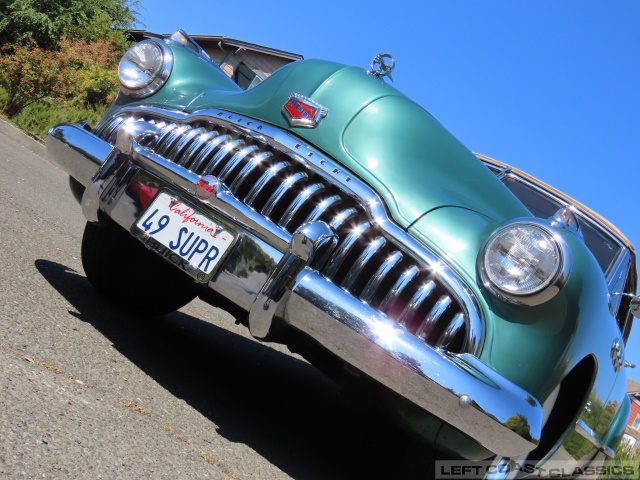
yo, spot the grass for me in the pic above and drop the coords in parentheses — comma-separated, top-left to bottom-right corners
(0, 86, 108, 142)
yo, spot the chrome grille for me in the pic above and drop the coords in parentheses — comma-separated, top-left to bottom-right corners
(96, 114, 474, 354)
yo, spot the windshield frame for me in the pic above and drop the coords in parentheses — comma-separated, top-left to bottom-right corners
(479, 156, 633, 287)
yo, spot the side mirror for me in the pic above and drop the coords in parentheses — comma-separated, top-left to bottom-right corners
(610, 292, 640, 319)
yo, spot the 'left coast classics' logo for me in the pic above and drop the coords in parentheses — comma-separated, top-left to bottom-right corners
(195, 175, 218, 200)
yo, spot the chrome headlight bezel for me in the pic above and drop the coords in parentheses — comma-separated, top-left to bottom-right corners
(118, 39, 174, 98)
(479, 219, 571, 306)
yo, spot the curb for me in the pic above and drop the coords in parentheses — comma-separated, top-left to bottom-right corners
(0, 118, 47, 159)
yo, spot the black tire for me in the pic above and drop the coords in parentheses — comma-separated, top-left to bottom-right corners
(81, 220, 198, 316)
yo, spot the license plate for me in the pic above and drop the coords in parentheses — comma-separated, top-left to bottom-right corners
(134, 192, 235, 279)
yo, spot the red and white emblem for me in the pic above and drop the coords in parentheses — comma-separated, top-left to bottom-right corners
(195, 175, 218, 200)
(282, 93, 328, 128)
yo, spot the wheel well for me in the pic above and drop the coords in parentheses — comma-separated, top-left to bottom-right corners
(525, 355, 596, 463)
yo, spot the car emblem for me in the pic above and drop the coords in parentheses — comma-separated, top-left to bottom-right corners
(282, 93, 328, 128)
(195, 175, 218, 199)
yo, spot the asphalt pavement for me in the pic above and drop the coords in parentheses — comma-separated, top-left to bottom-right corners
(0, 120, 431, 479)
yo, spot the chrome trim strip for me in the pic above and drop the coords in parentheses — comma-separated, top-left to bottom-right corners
(285, 269, 542, 457)
(575, 420, 615, 457)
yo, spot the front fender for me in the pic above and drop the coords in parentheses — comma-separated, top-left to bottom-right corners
(410, 206, 619, 404)
(602, 394, 631, 451)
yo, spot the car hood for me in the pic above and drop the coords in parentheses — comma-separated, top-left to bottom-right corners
(170, 58, 530, 227)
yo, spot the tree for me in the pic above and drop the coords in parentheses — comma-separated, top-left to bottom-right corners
(0, 0, 140, 49)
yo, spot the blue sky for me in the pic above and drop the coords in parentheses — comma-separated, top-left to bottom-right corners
(137, 1, 640, 380)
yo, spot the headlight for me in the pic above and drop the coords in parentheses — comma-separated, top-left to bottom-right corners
(480, 221, 570, 306)
(118, 39, 174, 98)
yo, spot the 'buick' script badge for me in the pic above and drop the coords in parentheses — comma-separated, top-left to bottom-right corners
(282, 93, 328, 128)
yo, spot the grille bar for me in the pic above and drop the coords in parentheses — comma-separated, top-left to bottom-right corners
(329, 208, 358, 231)
(279, 183, 326, 229)
(380, 265, 420, 313)
(219, 145, 259, 183)
(246, 161, 290, 206)
(230, 151, 273, 193)
(398, 280, 436, 328)
(437, 312, 465, 350)
(190, 134, 230, 172)
(204, 138, 244, 175)
(261, 171, 307, 218)
(417, 296, 452, 340)
(324, 223, 370, 278)
(305, 195, 342, 224)
(361, 251, 403, 304)
(342, 236, 386, 291)
(179, 130, 217, 169)
(167, 127, 205, 161)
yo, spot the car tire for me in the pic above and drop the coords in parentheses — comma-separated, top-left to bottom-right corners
(81, 220, 198, 316)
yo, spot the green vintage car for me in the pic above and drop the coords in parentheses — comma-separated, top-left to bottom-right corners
(47, 31, 639, 476)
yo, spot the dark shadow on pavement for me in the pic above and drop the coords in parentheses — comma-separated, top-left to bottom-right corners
(35, 259, 439, 480)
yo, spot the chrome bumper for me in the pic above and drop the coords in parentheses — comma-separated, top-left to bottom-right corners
(46, 122, 543, 458)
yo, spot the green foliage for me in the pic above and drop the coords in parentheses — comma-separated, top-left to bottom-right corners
(605, 442, 640, 480)
(0, 42, 68, 117)
(79, 63, 119, 107)
(505, 414, 533, 442)
(0, 0, 140, 49)
(9, 95, 107, 141)
(0, 36, 125, 118)
(58, 37, 123, 107)
(0, 0, 137, 143)
(225, 238, 278, 278)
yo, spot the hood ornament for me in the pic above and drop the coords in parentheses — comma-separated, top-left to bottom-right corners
(368, 53, 395, 82)
(282, 93, 328, 128)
